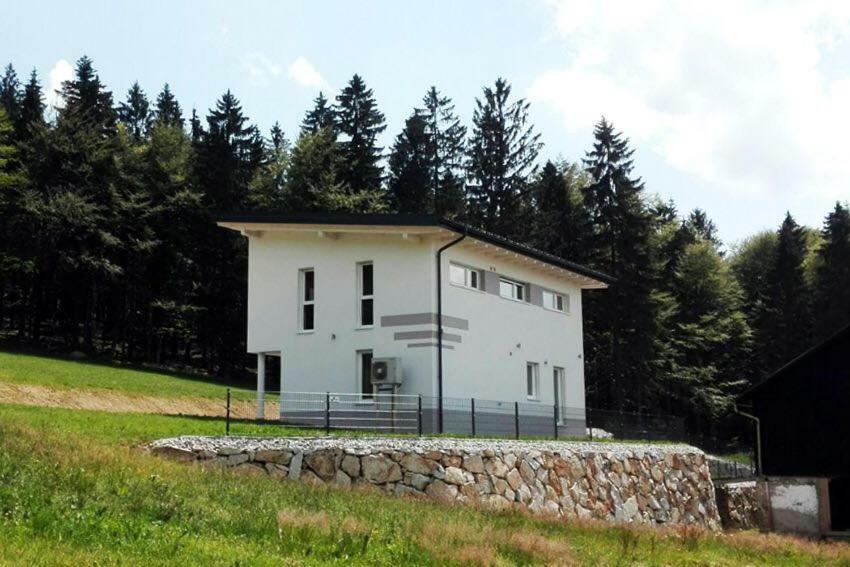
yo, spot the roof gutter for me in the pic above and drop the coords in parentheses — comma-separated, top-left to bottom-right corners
(734, 403, 762, 475)
(436, 228, 467, 434)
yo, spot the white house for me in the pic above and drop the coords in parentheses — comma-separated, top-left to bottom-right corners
(217, 213, 611, 435)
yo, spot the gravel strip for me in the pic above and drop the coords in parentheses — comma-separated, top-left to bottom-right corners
(149, 435, 701, 457)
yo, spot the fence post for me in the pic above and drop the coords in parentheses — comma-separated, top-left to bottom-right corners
(553, 403, 558, 440)
(417, 395, 423, 437)
(471, 398, 476, 438)
(325, 392, 330, 435)
(587, 409, 593, 441)
(225, 388, 231, 436)
(514, 401, 520, 440)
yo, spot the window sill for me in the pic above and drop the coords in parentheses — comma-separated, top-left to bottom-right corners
(449, 282, 485, 293)
(526, 397, 540, 402)
(296, 330, 315, 335)
(355, 325, 374, 331)
(543, 306, 570, 315)
(500, 295, 531, 305)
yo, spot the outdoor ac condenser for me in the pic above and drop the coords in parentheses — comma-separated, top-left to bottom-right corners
(371, 357, 403, 385)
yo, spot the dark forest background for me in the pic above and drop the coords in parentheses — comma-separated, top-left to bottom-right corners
(2, 57, 849, 438)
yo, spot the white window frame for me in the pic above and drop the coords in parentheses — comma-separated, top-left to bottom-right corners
(298, 268, 315, 332)
(449, 262, 483, 291)
(554, 366, 567, 423)
(357, 262, 374, 329)
(542, 289, 569, 313)
(526, 362, 540, 400)
(500, 277, 528, 302)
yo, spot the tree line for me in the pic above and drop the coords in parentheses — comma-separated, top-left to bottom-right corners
(1, 56, 849, 436)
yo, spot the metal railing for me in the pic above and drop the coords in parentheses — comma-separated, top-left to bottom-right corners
(224, 389, 696, 443)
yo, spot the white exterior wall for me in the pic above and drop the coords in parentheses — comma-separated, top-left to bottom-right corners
(244, 230, 588, 416)
(247, 231, 436, 396)
(440, 243, 586, 412)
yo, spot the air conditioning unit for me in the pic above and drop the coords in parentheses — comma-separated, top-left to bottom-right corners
(371, 357, 403, 385)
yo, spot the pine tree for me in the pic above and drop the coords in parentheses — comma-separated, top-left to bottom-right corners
(760, 213, 812, 372)
(190, 108, 203, 142)
(153, 84, 183, 127)
(467, 78, 541, 238)
(118, 82, 152, 140)
(335, 75, 386, 193)
(300, 91, 335, 135)
(269, 122, 287, 152)
(814, 202, 850, 339)
(387, 113, 432, 213)
(531, 160, 592, 262)
(581, 118, 658, 411)
(420, 87, 466, 217)
(0, 64, 20, 125)
(685, 209, 722, 251)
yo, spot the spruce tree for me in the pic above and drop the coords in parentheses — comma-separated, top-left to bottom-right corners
(59, 56, 116, 131)
(467, 78, 541, 238)
(269, 122, 287, 151)
(581, 118, 658, 411)
(118, 82, 152, 140)
(420, 87, 466, 217)
(19, 69, 45, 132)
(814, 202, 850, 339)
(387, 113, 432, 213)
(760, 213, 813, 372)
(300, 91, 335, 135)
(0, 64, 20, 125)
(153, 84, 183, 127)
(530, 160, 592, 263)
(335, 75, 386, 193)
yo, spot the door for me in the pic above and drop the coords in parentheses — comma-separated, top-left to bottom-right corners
(553, 367, 567, 424)
(358, 350, 374, 399)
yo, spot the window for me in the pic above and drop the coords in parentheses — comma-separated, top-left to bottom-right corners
(358, 350, 374, 399)
(449, 263, 482, 290)
(554, 367, 566, 423)
(299, 268, 315, 331)
(358, 262, 374, 327)
(543, 290, 569, 313)
(500, 277, 527, 301)
(526, 362, 539, 400)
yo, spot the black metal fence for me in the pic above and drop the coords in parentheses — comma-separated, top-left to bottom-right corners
(224, 389, 701, 443)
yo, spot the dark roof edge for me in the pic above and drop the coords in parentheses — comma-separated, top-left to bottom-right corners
(738, 322, 850, 401)
(216, 211, 615, 285)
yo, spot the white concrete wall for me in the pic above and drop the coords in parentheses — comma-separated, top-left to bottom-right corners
(247, 231, 436, 396)
(440, 243, 586, 413)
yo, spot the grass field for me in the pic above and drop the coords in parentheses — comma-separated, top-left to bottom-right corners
(1, 403, 849, 566)
(0, 350, 244, 398)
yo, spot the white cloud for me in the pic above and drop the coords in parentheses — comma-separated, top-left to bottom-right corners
(529, 0, 850, 200)
(242, 52, 282, 85)
(287, 56, 330, 91)
(46, 59, 74, 110)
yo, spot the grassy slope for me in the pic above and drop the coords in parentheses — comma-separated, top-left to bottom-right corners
(1, 404, 849, 566)
(0, 350, 246, 398)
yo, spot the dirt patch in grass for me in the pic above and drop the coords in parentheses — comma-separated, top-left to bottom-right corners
(0, 382, 279, 419)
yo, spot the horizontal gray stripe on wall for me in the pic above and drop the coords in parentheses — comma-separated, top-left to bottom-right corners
(407, 342, 455, 350)
(381, 312, 469, 330)
(394, 330, 461, 343)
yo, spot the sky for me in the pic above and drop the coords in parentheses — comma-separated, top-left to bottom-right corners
(3, 0, 850, 245)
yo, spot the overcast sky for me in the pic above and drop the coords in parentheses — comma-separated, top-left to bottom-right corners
(3, 0, 850, 245)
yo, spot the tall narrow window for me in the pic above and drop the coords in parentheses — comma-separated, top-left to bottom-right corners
(526, 362, 539, 400)
(543, 290, 569, 313)
(299, 268, 315, 331)
(358, 350, 374, 399)
(358, 262, 374, 327)
(500, 277, 527, 301)
(449, 263, 482, 290)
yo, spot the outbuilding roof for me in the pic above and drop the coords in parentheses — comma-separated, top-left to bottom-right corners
(216, 212, 615, 286)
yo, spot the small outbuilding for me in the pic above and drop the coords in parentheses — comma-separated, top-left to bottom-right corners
(737, 324, 850, 536)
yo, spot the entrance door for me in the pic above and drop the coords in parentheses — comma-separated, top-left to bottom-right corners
(830, 476, 850, 531)
(553, 367, 567, 424)
(358, 350, 374, 399)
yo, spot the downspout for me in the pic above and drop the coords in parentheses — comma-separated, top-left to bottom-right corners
(436, 228, 467, 433)
(735, 403, 762, 475)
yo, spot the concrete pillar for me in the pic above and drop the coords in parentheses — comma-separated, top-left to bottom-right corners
(256, 353, 266, 420)
(278, 353, 285, 420)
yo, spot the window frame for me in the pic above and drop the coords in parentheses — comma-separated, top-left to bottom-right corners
(298, 268, 315, 333)
(499, 277, 528, 302)
(542, 289, 569, 313)
(357, 261, 374, 329)
(448, 262, 483, 291)
(357, 349, 374, 400)
(526, 362, 540, 400)
(553, 366, 566, 423)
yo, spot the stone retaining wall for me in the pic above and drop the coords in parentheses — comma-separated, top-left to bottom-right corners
(149, 436, 720, 529)
(714, 480, 768, 531)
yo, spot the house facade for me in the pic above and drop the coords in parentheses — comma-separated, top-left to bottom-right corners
(218, 213, 611, 435)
